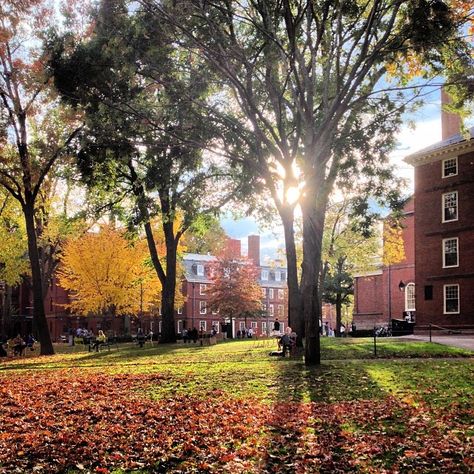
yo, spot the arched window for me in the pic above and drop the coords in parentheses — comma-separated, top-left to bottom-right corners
(405, 283, 416, 311)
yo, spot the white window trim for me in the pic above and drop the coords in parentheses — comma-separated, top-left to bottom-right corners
(442, 157, 458, 179)
(251, 321, 257, 329)
(268, 288, 274, 299)
(261, 287, 266, 298)
(239, 321, 245, 331)
(199, 283, 207, 295)
(278, 304, 284, 316)
(442, 237, 459, 268)
(405, 283, 416, 312)
(261, 270, 269, 281)
(199, 320, 207, 331)
(199, 300, 207, 314)
(177, 306, 183, 315)
(443, 284, 460, 314)
(275, 271, 281, 282)
(269, 304, 274, 315)
(442, 191, 458, 223)
(197, 264, 204, 276)
(212, 321, 219, 333)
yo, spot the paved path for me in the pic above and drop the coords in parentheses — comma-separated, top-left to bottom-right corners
(401, 334, 474, 352)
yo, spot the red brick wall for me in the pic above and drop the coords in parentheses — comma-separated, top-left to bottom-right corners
(353, 273, 384, 329)
(414, 150, 474, 328)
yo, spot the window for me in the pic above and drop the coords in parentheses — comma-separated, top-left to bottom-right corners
(239, 321, 245, 331)
(251, 321, 257, 329)
(278, 289, 284, 300)
(177, 306, 183, 315)
(199, 301, 207, 314)
(199, 320, 207, 331)
(158, 321, 162, 333)
(177, 320, 183, 333)
(212, 306, 218, 315)
(443, 238, 459, 268)
(280, 272, 286, 281)
(442, 157, 458, 178)
(269, 304, 274, 315)
(197, 264, 204, 276)
(212, 321, 220, 333)
(200, 283, 207, 295)
(278, 304, 284, 317)
(268, 288, 274, 299)
(424, 285, 433, 301)
(442, 191, 458, 222)
(261, 287, 266, 298)
(444, 284, 459, 314)
(262, 321, 267, 334)
(405, 283, 416, 311)
(261, 270, 269, 281)
(262, 303, 267, 311)
(275, 271, 281, 282)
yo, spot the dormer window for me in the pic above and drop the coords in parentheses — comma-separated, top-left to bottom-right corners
(442, 157, 458, 178)
(197, 264, 204, 276)
(275, 271, 281, 282)
(261, 270, 269, 281)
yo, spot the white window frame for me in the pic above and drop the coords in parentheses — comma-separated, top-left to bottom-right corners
(212, 321, 220, 333)
(211, 306, 218, 315)
(239, 321, 245, 331)
(199, 283, 207, 295)
(261, 321, 267, 334)
(177, 306, 183, 315)
(444, 284, 460, 314)
(199, 320, 207, 332)
(261, 287, 266, 298)
(442, 237, 459, 268)
(278, 289, 284, 300)
(275, 271, 281, 282)
(268, 288, 274, 299)
(280, 322, 285, 333)
(177, 320, 183, 333)
(442, 157, 458, 178)
(405, 283, 416, 312)
(251, 321, 257, 329)
(269, 304, 274, 315)
(199, 300, 207, 314)
(261, 270, 269, 281)
(442, 191, 458, 223)
(197, 264, 204, 276)
(278, 304, 284, 317)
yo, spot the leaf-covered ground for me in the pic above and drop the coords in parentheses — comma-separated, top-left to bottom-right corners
(1, 339, 473, 473)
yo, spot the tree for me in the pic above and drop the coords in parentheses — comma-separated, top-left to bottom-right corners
(207, 253, 263, 335)
(321, 199, 381, 336)
(143, 0, 473, 364)
(58, 225, 162, 317)
(0, 1, 83, 354)
(48, 0, 248, 343)
(183, 215, 228, 256)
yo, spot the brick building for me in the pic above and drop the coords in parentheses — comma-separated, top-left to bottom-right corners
(353, 198, 415, 330)
(405, 104, 474, 331)
(178, 235, 288, 338)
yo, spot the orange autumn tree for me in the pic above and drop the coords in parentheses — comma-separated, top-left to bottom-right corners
(207, 251, 263, 333)
(58, 225, 162, 317)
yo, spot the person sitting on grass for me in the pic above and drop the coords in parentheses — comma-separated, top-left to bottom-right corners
(92, 330, 107, 352)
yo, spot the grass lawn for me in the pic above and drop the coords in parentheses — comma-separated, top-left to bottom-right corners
(1, 338, 473, 473)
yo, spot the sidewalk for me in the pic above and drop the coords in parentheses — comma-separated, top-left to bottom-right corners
(401, 334, 474, 352)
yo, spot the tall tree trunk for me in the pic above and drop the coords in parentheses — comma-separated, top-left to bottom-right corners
(301, 196, 327, 366)
(280, 207, 303, 344)
(336, 293, 342, 337)
(160, 230, 177, 343)
(23, 198, 54, 355)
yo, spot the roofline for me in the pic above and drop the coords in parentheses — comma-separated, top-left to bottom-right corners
(404, 137, 474, 167)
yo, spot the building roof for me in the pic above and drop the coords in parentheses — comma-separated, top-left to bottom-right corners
(404, 127, 474, 167)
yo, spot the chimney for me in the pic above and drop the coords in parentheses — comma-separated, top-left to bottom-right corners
(225, 238, 241, 259)
(441, 88, 461, 140)
(248, 235, 260, 267)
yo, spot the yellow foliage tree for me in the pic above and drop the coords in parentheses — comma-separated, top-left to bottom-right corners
(58, 226, 162, 316)
(382, 223, 406, 267)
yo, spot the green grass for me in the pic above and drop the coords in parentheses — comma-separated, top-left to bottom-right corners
(2, 338, 472, 407)
(2, 337, 474, 473)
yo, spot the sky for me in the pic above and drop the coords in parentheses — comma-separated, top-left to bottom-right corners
(221, 88, 473, 263)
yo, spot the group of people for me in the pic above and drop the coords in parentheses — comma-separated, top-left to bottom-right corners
(237, 327, 255, 338)
(321, 321, 355, 337)
(0, 334, 36, 357)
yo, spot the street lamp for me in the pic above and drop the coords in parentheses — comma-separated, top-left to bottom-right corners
(398, 280, 406, 292)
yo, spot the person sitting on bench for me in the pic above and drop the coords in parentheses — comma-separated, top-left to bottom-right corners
(92, 330, 107, 352)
